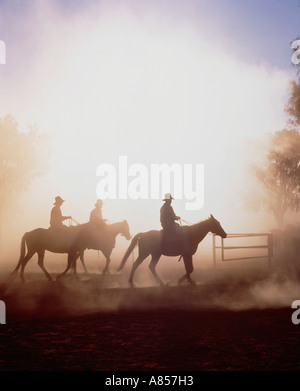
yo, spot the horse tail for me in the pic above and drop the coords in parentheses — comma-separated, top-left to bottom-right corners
(13, 233, 28, 272)
(117, 233, 142, 272)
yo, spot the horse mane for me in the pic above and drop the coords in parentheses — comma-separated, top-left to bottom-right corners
(187, 218, 211, 227)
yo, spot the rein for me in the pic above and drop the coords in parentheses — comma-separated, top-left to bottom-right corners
(68, 217, 81, 226)
(179, 218, 193, 226)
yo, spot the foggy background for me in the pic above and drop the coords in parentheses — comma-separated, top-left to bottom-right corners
(0, 0, 299, 303)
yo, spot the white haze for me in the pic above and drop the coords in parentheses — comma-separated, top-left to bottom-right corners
(0, 0, 298, 317)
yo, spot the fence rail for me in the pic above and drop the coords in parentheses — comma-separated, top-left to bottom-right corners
(212, 233, 273, 268)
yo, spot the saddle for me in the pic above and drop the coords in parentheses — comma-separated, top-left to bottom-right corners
(86, 223, 108, 250)
(160, 228, 189, 255)
(46, 225, 77, 250)
(48, 225, 74, 234)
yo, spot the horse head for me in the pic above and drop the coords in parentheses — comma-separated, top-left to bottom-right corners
(209, 214, 227, 238)
(120, 220, 131, 240)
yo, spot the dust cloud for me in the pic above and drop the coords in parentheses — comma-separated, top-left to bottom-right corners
(1, 237, 300, 321)
(0, 1, 299, 320)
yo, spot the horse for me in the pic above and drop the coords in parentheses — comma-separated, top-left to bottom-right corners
(117, 214, 227, 286)
(10, 220, 131, 282)
(63, 220, 131, 277)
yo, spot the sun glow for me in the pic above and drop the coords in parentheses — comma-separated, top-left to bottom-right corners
(1, 3, 290, 244)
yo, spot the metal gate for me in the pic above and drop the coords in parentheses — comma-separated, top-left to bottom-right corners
(212, 233, 273, 268)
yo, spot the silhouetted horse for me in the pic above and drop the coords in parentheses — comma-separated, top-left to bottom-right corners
(118, 215, 227, 286)
(65, 221, 131, 276)
(10, 220, 131, 282)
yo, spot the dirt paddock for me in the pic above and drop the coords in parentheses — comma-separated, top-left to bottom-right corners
(0, 268, 300, 371)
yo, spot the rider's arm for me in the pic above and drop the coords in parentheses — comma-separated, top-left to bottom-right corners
(169, 206, 180, 221)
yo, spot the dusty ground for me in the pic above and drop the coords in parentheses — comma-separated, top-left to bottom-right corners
(0, 266, 300, 371)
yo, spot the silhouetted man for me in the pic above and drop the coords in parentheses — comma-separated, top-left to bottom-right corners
(50, 196, 71, 229)
(160, 193, 181, 233)
(90, 199, 105, 224)
(88, 199, 106, 248)
(160, 193, 188, 252)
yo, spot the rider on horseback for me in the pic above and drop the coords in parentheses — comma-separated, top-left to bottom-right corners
(49, 196, 72, 230)
(89, 199, 106, 226)
(88, 199, 107, 248)
(160, 193, 181, 233)
(160, 193, 188, 252)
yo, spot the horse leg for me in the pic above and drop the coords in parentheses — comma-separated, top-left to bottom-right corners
(178, 254, 195, 285)
(37, 250, 54, 282)
(20, 251, 36, 282)
(72, 257, 77, 275)
(71, 253, 78, 275)
(71, 252, 81, 277)
(186, 274, 195, 285)
(149, 254, 163, 286)
(100, 248, 113, 274)
(79, 251, 89, 274)
(129, 254, 147, 287)
(185, 255, 195, 285)
(178, 273, 187, 284)
(57, 251, 78, 279)
(102, 257, 111, 274)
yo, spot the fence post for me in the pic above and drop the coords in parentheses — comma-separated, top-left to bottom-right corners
(212, 234, 216, 268)
(221, 237, 224, 262)
(268, 233, 273, 268)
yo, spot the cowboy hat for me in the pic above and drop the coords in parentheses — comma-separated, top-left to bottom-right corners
(54, 196, 65, 205)
(163, 193, 174, 201)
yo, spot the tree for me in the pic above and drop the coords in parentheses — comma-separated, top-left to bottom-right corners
(253, 128, 300, 227)
(247, 79, 300, 228)
(285, 80, 300, 129)
(0, 115, 50, 228)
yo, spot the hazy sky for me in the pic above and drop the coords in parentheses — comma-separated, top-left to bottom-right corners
(0, 0, 299, 250)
